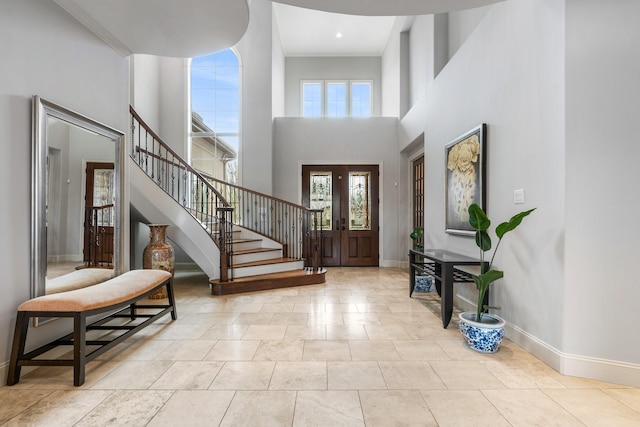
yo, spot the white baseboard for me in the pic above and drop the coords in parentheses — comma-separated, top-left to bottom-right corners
(507, 322, 640, 388)
(380, 260, 404, 268)
(455, 295, 640, 387)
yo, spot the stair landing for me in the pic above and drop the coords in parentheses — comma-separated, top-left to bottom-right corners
(210, 268, 326, 295)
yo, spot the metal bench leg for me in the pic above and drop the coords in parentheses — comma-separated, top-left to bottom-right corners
(166, 278, 177, 320)
(73, 314, 87, 386)
(7, 311, 29, 385)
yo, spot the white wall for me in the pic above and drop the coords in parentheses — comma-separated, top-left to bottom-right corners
(273, 118, 402, 265)
(447, 5, 491, 60)
(0, 0, 129, 368)
(394, 0, 566, 362)
(389, 0, 640, 386)
(284, 57, 383, 117)
(381, 18, 404, 118)
(235, 0, 274, 194)
(563, 0, 640, 382)
(131, 54, 161, 130)
(409, 15, 433, 107)
(272, 8, 286, 118)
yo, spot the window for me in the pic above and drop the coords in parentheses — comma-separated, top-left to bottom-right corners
(326, 81, 347, 118)
(302, 81, 322, 118)
(301, 80, 372, 118)
(350, 81, 372, 118)
(190, 49, 240, 183)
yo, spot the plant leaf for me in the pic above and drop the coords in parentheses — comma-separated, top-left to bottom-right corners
(475, 230, 491, 251)
(468, 204, 490, 231)
(495, 208, 536, 238)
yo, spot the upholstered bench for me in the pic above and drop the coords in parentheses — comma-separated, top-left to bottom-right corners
(7, 269, 176, 386)
(45, 268, 115, 294)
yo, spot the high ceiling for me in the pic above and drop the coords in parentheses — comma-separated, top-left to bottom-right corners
(53, 0, 505, 58)
(272, 4, 396, 57)
(272, 0, 504, 16)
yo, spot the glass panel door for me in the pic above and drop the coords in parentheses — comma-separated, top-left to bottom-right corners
(348, 172, 371, 230)
(309, 171, 333, 229)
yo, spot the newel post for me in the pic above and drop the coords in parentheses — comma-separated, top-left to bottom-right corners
(216, 207, 234, 282)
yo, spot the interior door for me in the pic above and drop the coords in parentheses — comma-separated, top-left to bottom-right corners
(84, 162, 115, 267)
(302, 165, 379, 267)
(413, 154, 424, 249)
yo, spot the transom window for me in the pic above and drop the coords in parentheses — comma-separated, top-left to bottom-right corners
(301, 80, 372, 118)
(190, 49, 240, 183)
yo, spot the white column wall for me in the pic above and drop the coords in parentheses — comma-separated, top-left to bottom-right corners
(131, 54, 161, 131)
(0, 0, 129, 366)
(272, 8, 286, 118)
(236, 0, 274, 194)
(563, 0, 640, 380)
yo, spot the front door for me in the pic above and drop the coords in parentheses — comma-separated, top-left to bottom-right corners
(302, 165, 379, 267)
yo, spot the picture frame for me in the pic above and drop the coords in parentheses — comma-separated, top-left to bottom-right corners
(445, 124, 486, 235)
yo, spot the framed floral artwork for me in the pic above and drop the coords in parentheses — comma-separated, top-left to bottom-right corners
(445, 124, 486, 235)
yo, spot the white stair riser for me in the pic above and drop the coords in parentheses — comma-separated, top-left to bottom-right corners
(231, 260, 305, 278)
(232, 240, 263, 251)
(233, 249, 283, 264)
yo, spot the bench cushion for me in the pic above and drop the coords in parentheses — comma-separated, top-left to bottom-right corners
(18, 270, 172, 313)
(46, 268, 115, 295)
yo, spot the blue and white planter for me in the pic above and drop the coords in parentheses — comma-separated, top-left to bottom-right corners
(414, 275, 434, 293)
(458, 312, 505, 353)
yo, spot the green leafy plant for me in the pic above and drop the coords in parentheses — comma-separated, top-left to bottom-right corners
(410, 227, 424, 251)
(468, 203, 535, 322)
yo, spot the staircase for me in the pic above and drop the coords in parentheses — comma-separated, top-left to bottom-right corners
(129, 107, 325, 294)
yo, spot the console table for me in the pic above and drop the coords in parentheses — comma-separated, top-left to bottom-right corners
(409, 249, 488, 328)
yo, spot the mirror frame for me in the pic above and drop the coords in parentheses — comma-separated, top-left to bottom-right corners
(32, 96, 125, 299)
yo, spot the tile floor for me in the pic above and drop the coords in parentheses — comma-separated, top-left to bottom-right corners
(2, 267, 640, 426)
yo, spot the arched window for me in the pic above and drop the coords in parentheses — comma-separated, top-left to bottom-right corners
(190, 49, 240, 183)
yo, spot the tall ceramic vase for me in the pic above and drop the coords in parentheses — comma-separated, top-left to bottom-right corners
(143, 224, 174, 299)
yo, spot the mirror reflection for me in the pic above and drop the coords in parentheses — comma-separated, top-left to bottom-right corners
(33, 96, 124, 298)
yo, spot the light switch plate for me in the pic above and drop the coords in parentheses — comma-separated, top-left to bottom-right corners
(514, 189, 525, 204)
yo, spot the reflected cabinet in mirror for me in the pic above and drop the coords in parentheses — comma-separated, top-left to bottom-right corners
(32, 96, 125, 300)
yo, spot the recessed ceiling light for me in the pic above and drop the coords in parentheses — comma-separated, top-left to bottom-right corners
(336, 32, 343, 38)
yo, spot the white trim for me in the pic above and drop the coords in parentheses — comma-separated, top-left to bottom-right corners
(53, 0, 133, 57)
(452, 294, 640, 387)
(507, 322, 640, 388)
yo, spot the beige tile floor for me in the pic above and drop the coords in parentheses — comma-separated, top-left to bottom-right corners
(2, 267, 640, 426)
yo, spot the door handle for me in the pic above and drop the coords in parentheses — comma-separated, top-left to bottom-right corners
(341, 217, 346, 231)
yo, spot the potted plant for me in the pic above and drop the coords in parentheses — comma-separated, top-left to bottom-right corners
(458, 203, 535, 353)
(409, 226, 424, 252)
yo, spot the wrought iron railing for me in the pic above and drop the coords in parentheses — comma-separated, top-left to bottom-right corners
(129, 106, 322, 280)
(130, 107, 234, 281)
(83, 204, 114, 268)
(199, 172, 314, 261)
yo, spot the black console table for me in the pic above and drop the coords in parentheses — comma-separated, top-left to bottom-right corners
(409, 249, 488, 328)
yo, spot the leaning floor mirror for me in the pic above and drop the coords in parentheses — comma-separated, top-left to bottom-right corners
(32, 96, 125, 323)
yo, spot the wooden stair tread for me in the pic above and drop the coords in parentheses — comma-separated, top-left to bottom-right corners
(233, 257, 299, 268)
(233, 247, 281, 255)
(231, 238, 262, 244)
(212, 268, 324, 284)
(210, 268, 326, 295)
